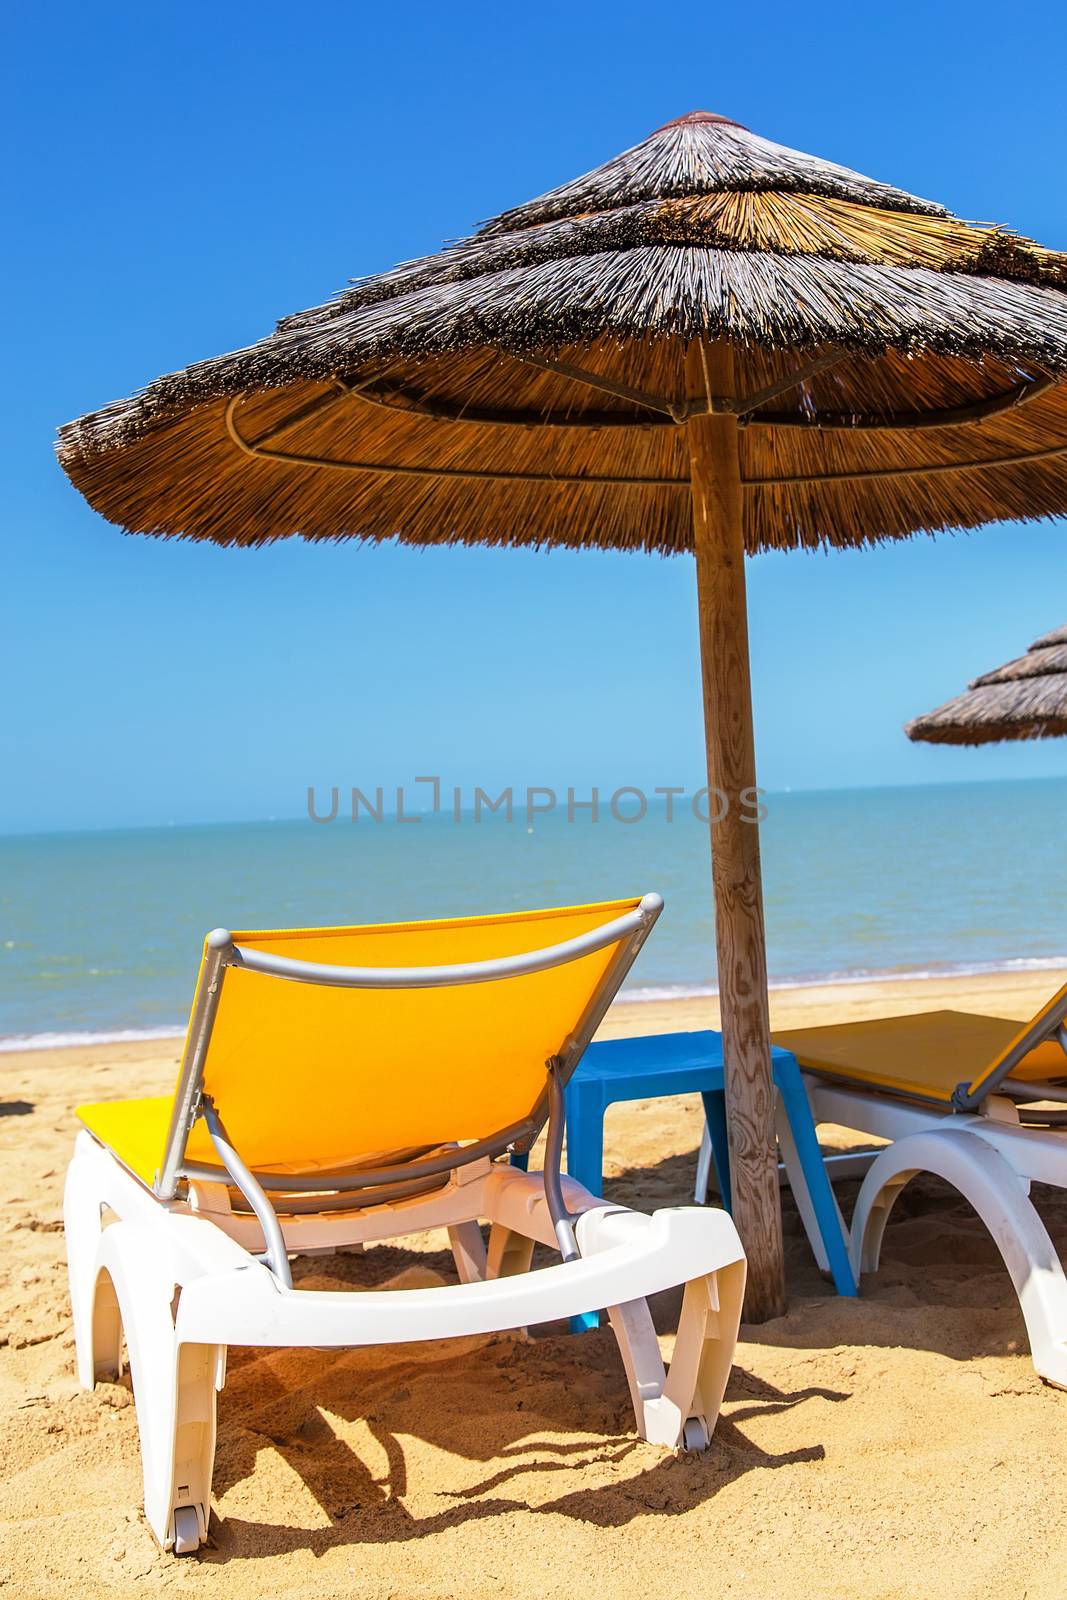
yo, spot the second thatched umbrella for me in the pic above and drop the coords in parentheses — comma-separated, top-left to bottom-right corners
(57, 112, 1067, 1318)
(907, 625, 1067, 744)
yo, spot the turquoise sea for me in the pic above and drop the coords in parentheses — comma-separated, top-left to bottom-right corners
(1, 777, 1065, 1047)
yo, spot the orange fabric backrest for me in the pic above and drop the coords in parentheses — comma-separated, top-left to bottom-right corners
(172, 897, 647, 1175)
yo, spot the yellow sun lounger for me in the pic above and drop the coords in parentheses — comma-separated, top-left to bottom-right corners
(773, 985, 1067, 1110)
(768, 982, 1067, 1387)
(65, 895, 746, 1554)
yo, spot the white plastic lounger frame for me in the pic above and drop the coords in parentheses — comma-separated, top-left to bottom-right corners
(797, 1072, 1067, 1389)
(65, 894, 746, 1555)
(696, 993, 1067, 1384)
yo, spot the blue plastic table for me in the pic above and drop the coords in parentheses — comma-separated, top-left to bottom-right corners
(562, 1029, 857, 1329)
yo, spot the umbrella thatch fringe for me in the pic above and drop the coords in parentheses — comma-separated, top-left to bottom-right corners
(55, 111, 1067, 554)
(907, 624, 1067, 744)
(905, 678, 1067, 743)
(57, 344, 1067, 555)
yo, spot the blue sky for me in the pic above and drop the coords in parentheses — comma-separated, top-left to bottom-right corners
(4, 0, 1066, 834)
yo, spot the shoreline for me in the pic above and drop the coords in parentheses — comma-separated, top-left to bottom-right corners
(606, 962, 1060, 1040)
(2, 962, 1059, 1059)
(627, 952, 1067, 1001)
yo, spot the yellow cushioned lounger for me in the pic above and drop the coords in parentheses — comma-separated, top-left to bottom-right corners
(65, 893, 748, 1556)
(774, 983, 1067, 1108)
(767, 981, 1067, 1394)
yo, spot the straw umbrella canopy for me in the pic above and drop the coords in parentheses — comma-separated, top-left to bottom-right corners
(907, 625, 1067, 744)
(57, 112, 1067, 1319)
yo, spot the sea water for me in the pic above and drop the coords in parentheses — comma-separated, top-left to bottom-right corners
(1, 777, 1065, 1046)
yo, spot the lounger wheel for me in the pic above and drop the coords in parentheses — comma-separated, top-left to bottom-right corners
(172, 1507, 201, 1555)
(682, 1415, 710, 1452)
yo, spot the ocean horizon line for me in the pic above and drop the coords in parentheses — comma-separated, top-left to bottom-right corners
(2, 770, 1066, 842)
(4, 952, 1064, 1054)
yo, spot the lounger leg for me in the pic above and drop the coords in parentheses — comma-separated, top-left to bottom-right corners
(606, 1298, 671, 1440)
(95, 1223, 223, 1553)
(852, 1129, 1067, 1389)
(448, 1222, 488, 1284)
(573, 1199, 746, 1450)
(485, 1224, 536, 1280)
(64, 1147, 122, 1387)
(606, 1252, 747, 1451)
(663, 1255, 747, 1447)
(773, 1067, 857, 1296)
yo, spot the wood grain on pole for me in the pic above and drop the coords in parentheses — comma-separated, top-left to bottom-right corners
(685, 340, 786, 1322)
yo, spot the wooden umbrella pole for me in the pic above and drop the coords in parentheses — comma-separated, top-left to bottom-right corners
(686, 341, 786, 1322)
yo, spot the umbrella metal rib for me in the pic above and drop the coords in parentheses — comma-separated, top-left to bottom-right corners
(227, 389, 1067, 491)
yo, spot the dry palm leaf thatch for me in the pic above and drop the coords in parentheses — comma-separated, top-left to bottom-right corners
(906, 625, 1067, 744)
(57, 111, 1067, 553)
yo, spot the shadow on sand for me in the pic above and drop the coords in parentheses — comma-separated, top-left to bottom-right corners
(202, 1324, 839, 1563)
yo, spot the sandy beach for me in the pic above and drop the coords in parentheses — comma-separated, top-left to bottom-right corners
(3, 967, 1067, 1599)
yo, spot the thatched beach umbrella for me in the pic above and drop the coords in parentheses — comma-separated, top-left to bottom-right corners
(907, 624, 1067, 744)
(57, 112, 1067, 1319)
